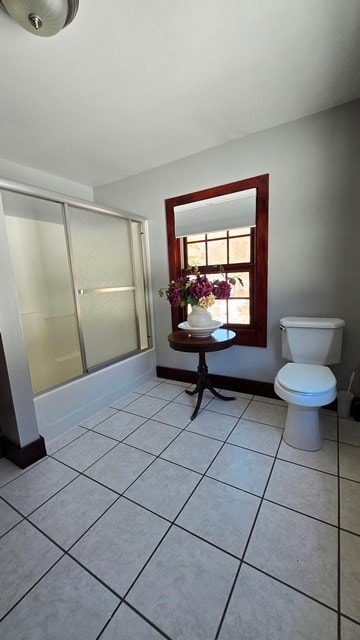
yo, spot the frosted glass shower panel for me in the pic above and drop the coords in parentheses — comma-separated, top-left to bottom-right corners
(2, 192, 83, 393)
(79, 290, 138, 368)
(67, 208, 133, 289)
(66, 206, 144, 370)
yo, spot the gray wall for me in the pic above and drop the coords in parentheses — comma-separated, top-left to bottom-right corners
(95, 100, 360, 395)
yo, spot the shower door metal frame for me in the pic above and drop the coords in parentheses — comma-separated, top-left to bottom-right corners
(0, 177, 153, 385)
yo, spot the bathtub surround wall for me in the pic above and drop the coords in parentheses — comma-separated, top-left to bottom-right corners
(95, 100, 360, 396)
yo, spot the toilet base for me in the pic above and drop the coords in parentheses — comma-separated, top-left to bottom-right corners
(283, 404, 323, 451)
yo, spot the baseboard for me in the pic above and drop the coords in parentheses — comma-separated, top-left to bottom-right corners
(1, 435, 47, 469)
(156, 366, 278, 398)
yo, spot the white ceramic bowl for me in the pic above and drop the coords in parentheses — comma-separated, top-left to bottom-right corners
(178, 320, 223, 338)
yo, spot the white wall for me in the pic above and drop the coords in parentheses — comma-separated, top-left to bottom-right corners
(95, 100, 360, 395)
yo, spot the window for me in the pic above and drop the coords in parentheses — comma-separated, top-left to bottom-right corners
(165, 174, 268, 346)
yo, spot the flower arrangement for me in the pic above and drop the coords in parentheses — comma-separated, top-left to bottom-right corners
(159, 266, 238, 309)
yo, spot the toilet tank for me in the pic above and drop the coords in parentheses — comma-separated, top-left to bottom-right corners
(280, 317, 345, 365)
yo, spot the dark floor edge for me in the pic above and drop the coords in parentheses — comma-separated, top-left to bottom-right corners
(156, 365, 278, 398)
(1, 435, 47, 469)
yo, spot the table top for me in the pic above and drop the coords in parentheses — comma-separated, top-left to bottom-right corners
(168, 328, 236, 353)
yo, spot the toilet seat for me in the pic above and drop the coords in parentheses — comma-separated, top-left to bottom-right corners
(276, 363, 336, 395)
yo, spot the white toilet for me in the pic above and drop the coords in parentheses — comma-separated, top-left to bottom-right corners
(274, 317, 345, 451)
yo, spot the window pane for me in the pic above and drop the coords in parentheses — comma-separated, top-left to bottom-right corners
(228, 299, 250, 324)
(207, 230, 226, 240)
(229, 236, 250, 263)
(229, 271, 250, 298)
(210, 298, 227, 324)
(188, 233, 205, 242)
(208, 239, 227, 265)
(229, 227, 251, 236)
(187, 241, 206, 266)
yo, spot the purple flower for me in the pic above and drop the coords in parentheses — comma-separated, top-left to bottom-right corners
(189, 275, 213, 301)
(213, 280, 231, 299)
(159, 267, 234, 308)
(166, 282, 182, 307)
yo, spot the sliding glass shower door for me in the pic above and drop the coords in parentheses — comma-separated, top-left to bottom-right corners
(2, 190, 151, 393)
(66, 206, 147, 370)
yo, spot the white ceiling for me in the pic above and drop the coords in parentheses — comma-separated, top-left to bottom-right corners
(0, 0, 360, 188)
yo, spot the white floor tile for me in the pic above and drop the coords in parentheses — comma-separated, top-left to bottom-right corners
(0, 555, 119, 640)
(341, 617, 360, 640)
(53, 430, 117, 472)
(45, 425, 87, 455)
(125, 458, 200, 521)
(145, 382, 186, 401)
(93, 411, 146, 441)
(218, 564, 337, 640)
(85, 443, 155, 494)
(0, 520, 62, 618)
(185, 409, 238, 441)
(278, 438, 338, 475)
(265, 459, 338, 524)
(340, 478, 360, 535)
(71, 499, 169, 596)
(242, 399, 287, 427)
(127, 526, 239, 640)
(228, 418, 282, 455)
(245, 501, 338, 608)
(124, 420, 181, 455)
(99, 603, 165, 639)
(207, 443, 273, 496)
(0, 498, 23, 537)
(79, 406, 118, 429)
(161, 430, 222, 473)
(206, 395, 251, 418)
(0, 458, 25, 488)
(339, 418, 360, 446)
(340, 443, 360, 482)
(176, 476, 260, 557)
(341, 530, 360, 623)
(174, 388, 212, 410)
(0, 457, 78, 515)
(29, 475, 118, 549)
(124, 395, 169, 419)
(151, 401, 193, 428)
(110, 392, 141, 409)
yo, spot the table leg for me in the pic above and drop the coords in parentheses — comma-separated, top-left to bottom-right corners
(185, 352, 235, 420)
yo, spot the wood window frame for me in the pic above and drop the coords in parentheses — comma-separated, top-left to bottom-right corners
(165, 173, 268, 347)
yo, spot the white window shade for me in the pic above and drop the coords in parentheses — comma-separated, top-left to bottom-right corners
(174, 189, 256, 238)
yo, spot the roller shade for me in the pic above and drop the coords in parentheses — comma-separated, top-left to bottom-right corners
(174, 188, 256, 237)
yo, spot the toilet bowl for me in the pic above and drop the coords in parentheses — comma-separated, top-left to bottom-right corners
(275, 363, 337, 451)
(274, 316, 344, 451)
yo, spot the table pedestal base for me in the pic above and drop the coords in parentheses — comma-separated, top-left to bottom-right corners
(186, 352, 234, 420)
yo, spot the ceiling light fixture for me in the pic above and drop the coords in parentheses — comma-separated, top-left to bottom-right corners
(1, 0, 79, 37)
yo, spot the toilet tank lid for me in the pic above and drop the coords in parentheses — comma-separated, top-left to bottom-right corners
(280, 317, 345, 329)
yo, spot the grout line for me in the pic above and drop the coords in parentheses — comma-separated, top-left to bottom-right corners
(337, 414, 341, 640)
(214, 434, 283, 639)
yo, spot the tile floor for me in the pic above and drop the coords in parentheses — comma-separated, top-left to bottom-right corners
(0, 378, 359, 639)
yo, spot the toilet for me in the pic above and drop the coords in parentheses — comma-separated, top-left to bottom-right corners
(274, 317, 345, 451)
